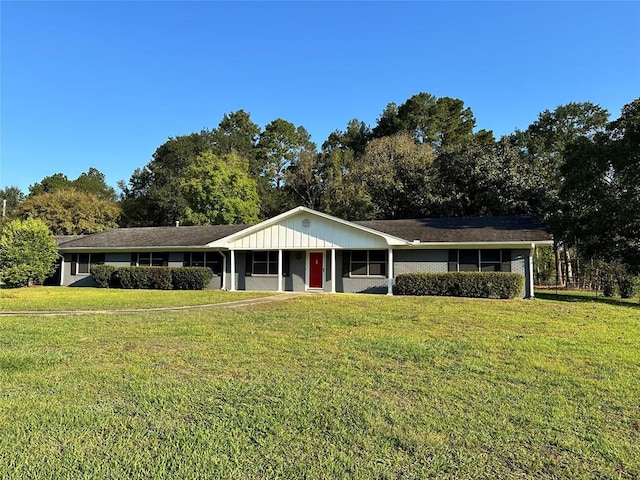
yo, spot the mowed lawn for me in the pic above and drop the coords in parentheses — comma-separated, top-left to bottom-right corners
(0, 287, 275, 311)
(0, 291, 638, 479)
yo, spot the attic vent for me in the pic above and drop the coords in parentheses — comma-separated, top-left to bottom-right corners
(301, 218, 311, 229)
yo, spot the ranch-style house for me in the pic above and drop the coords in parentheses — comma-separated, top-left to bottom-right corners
(55, 206, 553, 298)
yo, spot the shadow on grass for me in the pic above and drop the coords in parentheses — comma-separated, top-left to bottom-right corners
(536, 291, 640, 309)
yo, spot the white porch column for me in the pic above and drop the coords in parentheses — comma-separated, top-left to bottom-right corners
(277, 249, 283, 292)
(528, 243, 535, 299)
(221, 252, 227, 290)
(230, 249, 236, 291)
(330, 248, 336, 293)
(387, 247, 394, 296)
(59, 255, 65, 286)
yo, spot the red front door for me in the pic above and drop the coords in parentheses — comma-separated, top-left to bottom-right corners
(309, 252, 323, 289)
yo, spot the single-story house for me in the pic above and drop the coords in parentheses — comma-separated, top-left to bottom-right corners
(55, 206, 553, 297)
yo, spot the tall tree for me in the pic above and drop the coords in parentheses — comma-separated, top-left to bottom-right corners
(372, 93, 476, 150)
(560, 98, 640, 271)
(119, 131, 215, 226)
(0, 186, 25, 220)
(430, 138, 537, 218)
(212, 110, 260, 172)
(28, 168, 116, 201)
(179, 152, 260, 225)
(16, 189, 121, 235)
(350, 133, 434, 219)
(256, 119, 317, 217)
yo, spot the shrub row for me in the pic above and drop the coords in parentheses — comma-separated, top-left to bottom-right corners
(395, 272, 525, 299)
(91, 265, 214, 290)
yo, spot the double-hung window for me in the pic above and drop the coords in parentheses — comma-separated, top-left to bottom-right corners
(347, 250, 387, 277)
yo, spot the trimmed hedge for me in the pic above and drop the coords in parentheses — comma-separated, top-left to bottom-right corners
(91, 266, 214, 290)
(395, 272, 525, 299)
(90, 265, 119, 288)
(172, 267, 214, 290)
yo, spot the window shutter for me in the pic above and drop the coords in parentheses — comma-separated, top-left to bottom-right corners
(448, 250, 458, 272)
(130, 253, 137, 266)
(342, 250, 350, 277)
(282, 251, 290, 277)
(71, 254, 77, 275)
(245, 252, 253, 276)
(501, 250, 512, 272)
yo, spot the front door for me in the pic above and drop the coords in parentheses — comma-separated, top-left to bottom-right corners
(309, 252, 323, 289)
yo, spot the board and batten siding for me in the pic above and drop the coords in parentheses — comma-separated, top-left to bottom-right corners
(225, 213, 390, 250)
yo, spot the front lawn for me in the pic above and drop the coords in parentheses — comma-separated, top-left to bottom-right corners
(0, 293, 638, 478)
(0, 286, 275, 311)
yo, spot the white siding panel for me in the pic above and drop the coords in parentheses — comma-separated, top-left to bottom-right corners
(227, 212, 390, 250)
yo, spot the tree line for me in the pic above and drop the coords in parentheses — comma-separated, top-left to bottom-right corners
(2, 92, 639, 287)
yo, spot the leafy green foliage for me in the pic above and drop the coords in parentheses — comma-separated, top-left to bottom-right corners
(15, 189, 121, 235)
(0, 186, 26, 220)
(90, 265, 118, 288)
(0, 218, 58, 287)
(171, 267, 214, 290)
(180, 152, 260, 225)
(350, 132, 434, 219)
(560, 99, 640, 272)
(111, 267, 213, 290)
(373, 92, 476, 150)
(395, 272, 524, 298)
(29, 168, 117, 201)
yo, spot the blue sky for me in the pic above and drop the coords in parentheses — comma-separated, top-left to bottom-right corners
(1, 1, 639, 194)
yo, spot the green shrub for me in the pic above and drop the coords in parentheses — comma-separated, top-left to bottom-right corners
(117, 267, 155, 289)
(90, 265, 118, 288)
(617, 276, 637, 299)
(172, 267, 214, 290)
(152, 268, 174, 290)
(0, 218, 58, 288)
(395, 272, 524, 299)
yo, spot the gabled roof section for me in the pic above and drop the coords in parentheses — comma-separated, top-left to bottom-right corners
(356, 215, 553, 243)
(58, 224, 248, 250)
(208, 206, 410, 249)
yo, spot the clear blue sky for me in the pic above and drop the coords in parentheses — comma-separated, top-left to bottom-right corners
(1, 1, 639, 194)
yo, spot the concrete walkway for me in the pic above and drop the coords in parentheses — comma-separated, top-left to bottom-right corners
(0, 292, 307, 317)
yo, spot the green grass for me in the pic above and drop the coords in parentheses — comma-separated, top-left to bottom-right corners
(0, 287, 275, 311)
(0, 292, 638, 478)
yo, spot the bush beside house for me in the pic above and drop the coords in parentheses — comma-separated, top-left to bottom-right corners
(395, 272, 524, 299)
(90, 266, 213, 290)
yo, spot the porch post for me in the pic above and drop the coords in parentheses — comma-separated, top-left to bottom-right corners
(221, 252, 227, 290)
(387, 247, 394, 296)
(230, 249, 236, 291)
(330, 248, 336, 293)
(528, 243, 535, 299)
(277, 249, 283, 292)
(59, 255, 65, 286)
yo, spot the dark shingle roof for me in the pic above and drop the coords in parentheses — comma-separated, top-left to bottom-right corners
(355, 215, 552, 243)
(58, 225, 248, 249)
(55, 235, 85, 247)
